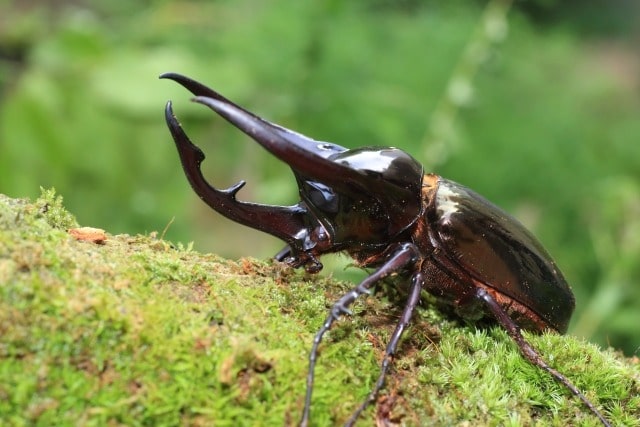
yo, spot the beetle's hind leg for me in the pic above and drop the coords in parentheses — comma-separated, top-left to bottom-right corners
(476, 288, 611, 427)
(299, 243, 421, 427)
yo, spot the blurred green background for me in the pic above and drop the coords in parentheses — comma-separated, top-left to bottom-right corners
(1, 0, 639, 356)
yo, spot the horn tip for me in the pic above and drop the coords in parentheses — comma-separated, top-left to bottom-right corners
(159, 72, 189, 83)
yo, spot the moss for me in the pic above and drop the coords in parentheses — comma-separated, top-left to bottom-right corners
(0, 191, 638, 426)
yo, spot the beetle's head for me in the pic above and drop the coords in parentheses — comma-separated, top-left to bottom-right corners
(161, 73, 423, 272)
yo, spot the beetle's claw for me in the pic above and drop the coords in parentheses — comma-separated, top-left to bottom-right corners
(281, 251, 323, 274)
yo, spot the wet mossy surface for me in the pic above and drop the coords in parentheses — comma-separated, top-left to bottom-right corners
(1, 190, 638, 426)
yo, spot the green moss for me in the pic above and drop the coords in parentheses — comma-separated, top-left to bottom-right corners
(0, 191, 638, 426)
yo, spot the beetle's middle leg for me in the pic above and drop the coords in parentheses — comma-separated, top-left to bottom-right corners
(343, 270, 424, 427)
(299, 242, 421, 427)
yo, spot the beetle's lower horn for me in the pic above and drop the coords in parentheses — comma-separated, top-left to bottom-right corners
(164, 100, 311, 247)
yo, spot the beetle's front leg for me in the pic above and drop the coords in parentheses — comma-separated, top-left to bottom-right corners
(300, 242, 421, 427)
(274, 244, 324, 274)
(274, 245, 291, 262)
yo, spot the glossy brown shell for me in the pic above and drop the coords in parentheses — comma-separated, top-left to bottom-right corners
(428, 177, 575, 333)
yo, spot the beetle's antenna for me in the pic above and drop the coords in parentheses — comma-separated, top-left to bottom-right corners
(300, 243, 420, 427)
(476, 288, 612, 427)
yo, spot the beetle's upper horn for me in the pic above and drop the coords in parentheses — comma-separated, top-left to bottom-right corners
(160, 73, 376, 184)
(160, 73, 376, 186)
(161, 73, 423, 236)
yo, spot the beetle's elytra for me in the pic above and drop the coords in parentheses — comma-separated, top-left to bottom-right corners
(161, 73, 610, 427)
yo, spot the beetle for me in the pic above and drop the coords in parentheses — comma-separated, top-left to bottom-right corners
(160, 73, 610, 427)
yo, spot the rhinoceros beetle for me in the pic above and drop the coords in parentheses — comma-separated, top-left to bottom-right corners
(160, 73, 610, 427)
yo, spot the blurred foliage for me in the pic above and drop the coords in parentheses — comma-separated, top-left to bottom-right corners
(1, 0, 639, 357)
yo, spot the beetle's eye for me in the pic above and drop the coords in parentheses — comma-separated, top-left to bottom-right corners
(302, 181, 338, 213)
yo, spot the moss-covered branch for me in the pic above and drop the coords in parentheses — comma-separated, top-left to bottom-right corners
(1, 190, 638, 426)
